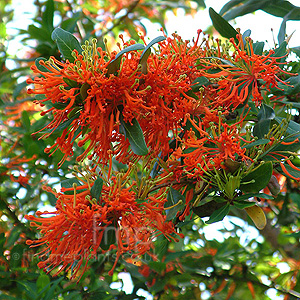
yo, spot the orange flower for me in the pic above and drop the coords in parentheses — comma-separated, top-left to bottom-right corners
(172, 113, 249, 181)
(27, 33, 207, 165)
(26, 167, 180, 280)
(199, 34, 291, 107)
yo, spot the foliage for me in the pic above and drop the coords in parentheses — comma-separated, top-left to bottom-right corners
(1, 0, 300, 299)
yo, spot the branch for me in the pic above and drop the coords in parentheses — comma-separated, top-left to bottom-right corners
(0, 194, 31, 233)
(198, 271, 300, 299)
(98, 0, 140, 39)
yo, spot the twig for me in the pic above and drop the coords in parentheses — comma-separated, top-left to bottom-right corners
(98, 0, 140, 39)
(198, 271, 300, 299)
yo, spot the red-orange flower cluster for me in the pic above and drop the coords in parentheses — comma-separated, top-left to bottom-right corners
(25, 168, 181, 280)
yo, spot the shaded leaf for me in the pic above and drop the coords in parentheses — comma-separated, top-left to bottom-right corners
(119, 115, 148, 156)
(253, 104, 275, 139)
(165, 187, 185, 221)
(233, 200, 256, 209)
(35, 57, 49, 73)
(252, 41, 264, 55)
(42, 0, 54, 32)
(242, 138, 270, 149)
(106, 43, 144, 75)
(51, 28, 82, 62)
(90, 177, 103, 202)
(241, 162, 273, 193)
(139, 36, 166, 74)
(193, 200, 225, 218)
(206, 203, 230, 224)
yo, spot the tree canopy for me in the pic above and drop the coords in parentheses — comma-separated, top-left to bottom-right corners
(1, 0, 300, 299)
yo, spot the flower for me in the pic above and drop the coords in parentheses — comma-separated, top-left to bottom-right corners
(198, 34, 291, 107)
(27, 32, 208, 166)
(26, 166, 180, 280)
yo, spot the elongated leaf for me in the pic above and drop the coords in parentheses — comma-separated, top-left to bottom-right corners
(51, 28, 82, 62)
(165, 187, 185, 221)
(253, 104, 275, 138)
(221, 0, 270, 21)
(46, 112, 80, 134)
(272, 41, 288, 63)
(241, 162, 273, 193)
(140, 36, 166, 74)
(235, 192, 274, 201)
(28, 24, 52, 42)
(100, 221, 117, 251)
(119, 115, 148, 156)
(209, 8, 238, 41)
(193, 200, 226, 218)
(276, 163, 300, 180)
(233, 200, 256, 209)
(42, 0, 54, 32)
(206, 203, 230, 224)
(35, 57, 49, 73)
(263, 2, 300, 19)
(90, 177, 103, 202)
(106, 43, 145, 75)
(219, 0, 245, 16)
(61, 178, 82, 189)
(242, 138, 270, 149)
(252, 41, 264, 55)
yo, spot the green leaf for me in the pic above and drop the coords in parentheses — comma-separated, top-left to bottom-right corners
(100, 221, 117, 251)
(242, 138, 270, 149)
(106, 43, 145, 76)
(263, 1, 300, 19)
(51, 28, 82, 62)
(42, 0, 54, 32)
(219, 0, 245, 17)
(0, 22, 6, 39)
(90, 177, 103, 202)
(209, 7, 238, 41)
(61, 178, 82, 194)
(21, 110, 31, 132)
(43, 277, 64, 300)
(10, 244, 23, 268)
(276, 163, 300, 180)
(46, 112, 80, 134)
(6, 226, 21, 248)
(35, 57, 49, 73)
(242, 29, 251, 45)
(80, 82, 90, 100)
(36, 274, 50, 293)
(191, 77, 210, 92)
(139, 36, 166, 73)
(235, 192, 274, 201)
(273, 74, 300, 96)
(220, 0, 270, 21)
(165, 187, 185, 221)
(252, 41, 264, 55)
(233, 200, 256, 209)
(63, 77, 79, 88)
(241, 162, 273, 193)
(253, 103, 275, 139)
(193, 200, 226, 218)
(272, 41, 288, 62)
(28, 24, 52, 42)
(206, 203, 230, 224)
(119, 115, 148, 156)
(13, 81, 28, 100)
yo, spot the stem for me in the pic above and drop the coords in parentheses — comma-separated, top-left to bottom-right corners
(98, 0, 141, 39)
